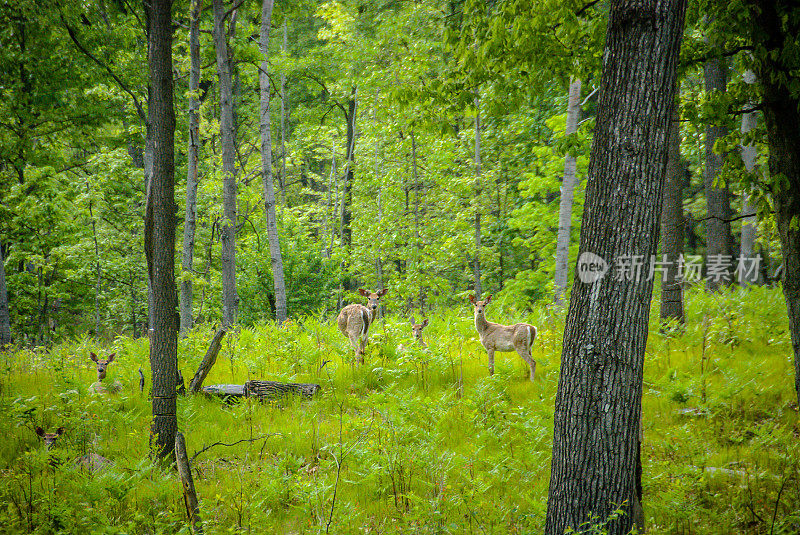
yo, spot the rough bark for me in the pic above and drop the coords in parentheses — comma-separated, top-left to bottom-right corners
(176, 432, 204, 534)
(180, 0, 201, 337)
(213, 0, 238, 327)
(0, 244, 11, 347)
(660, 102, 685, 324)
(339, 91, 357, 253)
(144, 0, 178, 461)
(745, 0, 800, 407)
(545, 1, 686, 533)
(554, 78, 582, 305)
(259, 0, 287, 324)
(704, 53, 734, 290)
(739, 69, 760, 286)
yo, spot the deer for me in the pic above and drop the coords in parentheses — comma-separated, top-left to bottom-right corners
(337, 288, 388, 363)
(469, 294, 538, 382)
(89, 352, 121, 394)
(34, 426, 110, 472)
(35, 426, 64, 450)
(397, 316, 430, 353)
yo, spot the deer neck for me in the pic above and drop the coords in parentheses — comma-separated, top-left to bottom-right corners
(474, 311, 490, 334)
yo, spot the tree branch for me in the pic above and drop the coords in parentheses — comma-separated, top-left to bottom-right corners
(190, 433, 282, 463)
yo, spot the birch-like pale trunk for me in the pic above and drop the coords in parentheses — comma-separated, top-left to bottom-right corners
(280, 21, 287, 201)
(553, 78, 582, 305)
(259, 0, 287, 324)
(473, 92, 482, 299)
(213, 0, 238, 327)
(739, 69, 760, 286)
(180, 0, 201, 336)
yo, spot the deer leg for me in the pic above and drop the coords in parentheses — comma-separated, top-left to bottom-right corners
(487, 348, 495, 376)
(517, 348, 536, 382)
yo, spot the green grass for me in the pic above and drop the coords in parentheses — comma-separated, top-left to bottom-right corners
(0, 286, 798, 534)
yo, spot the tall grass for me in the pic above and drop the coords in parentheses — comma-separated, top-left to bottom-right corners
(0, 286, 797, 533)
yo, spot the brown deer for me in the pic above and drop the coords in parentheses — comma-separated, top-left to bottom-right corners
(469, 294, 538, 381)
(337, 288, 388, 363)
(398, 317, 429, 353)
(89, 352, 121, 394)
(35, 426, 64, 450)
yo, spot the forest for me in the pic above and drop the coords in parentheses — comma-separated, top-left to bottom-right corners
(0, 0, 799, 533)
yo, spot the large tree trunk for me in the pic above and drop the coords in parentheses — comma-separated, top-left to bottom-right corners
(554, 78, 582, 305)
(259, 0, 287, 325)
(0, 244, 11, 347)
(180, 0, 202, 336)
(739, 69, 761, 286)
(545, 1, 686, 533)
(703, 54, 734, 290)
(473, 92, 482, 299)
(213, 0, 238, 327)
(746, 0, 800, 407)
(660, 101, 685, 324)
(144, 0, 178, 461)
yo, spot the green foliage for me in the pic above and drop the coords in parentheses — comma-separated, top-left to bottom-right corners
(0, 287, 797, 533)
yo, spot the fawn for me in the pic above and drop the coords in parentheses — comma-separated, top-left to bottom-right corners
(469, 294, 538, 381)
(398, 316, 429, 352)
(35, 426, 64, 450)
(89, 352, 121, 394)
(337, 288, 388, 363)
(34, 426, 110, 472)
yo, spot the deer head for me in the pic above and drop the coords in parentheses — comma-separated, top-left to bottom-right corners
(469, 294, 492, 317)
(409, 316, 429, 344)
(35, 426, 65, 450)
(358, 288, 388, 313)
(90, 352, 116, 382)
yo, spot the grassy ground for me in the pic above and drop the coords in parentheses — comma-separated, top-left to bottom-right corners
(0, 286, 797, 534)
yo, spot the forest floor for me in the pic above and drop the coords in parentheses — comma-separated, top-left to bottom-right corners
(0, 285, 797, 534)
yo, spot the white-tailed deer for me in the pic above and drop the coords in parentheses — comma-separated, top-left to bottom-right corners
(337, 288, 387, 363)
(397, 316, 430, 353)
(35, 426, 64, 450)
(469, 294, 538, 381)
(89, 352, 121, 394)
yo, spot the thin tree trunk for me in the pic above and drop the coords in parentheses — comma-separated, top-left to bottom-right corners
(545, 1, 686, 533)
(213, 0, 238, 327)
(373, 91, 384, 291)
(144, 0, 178, 461)
(473, 92, 482, 299)
(339, 90, 357, 252)
(87, 188, 102, 335)
(180, 0, 202, 336)
(739, 69, 760, 285)
(259, 0, 287, 325)
(660, 101, 685, 324)
(0, 244, 11, 347)
(704, 52, 734, 290)
(280, 20, 287, 201)
(554, 78, 582, 305)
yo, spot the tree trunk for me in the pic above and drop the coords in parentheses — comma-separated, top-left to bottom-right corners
(0, 244, 11, 347)
(175, 432, 204, 534)
(180, 0, 202, 337)
(280, 21, 287, 201)
(188, 327, 227, 393)
(340, 91, 357, 253)
(259, 0, 287, 325)
(545, 1, 686, 534)
(213, 0, 238, 327)
(554, 78, 582, 305)
(660, 101, 685, 324)
(473, 92, 482, 299)
(703, 53, 734, 290)
(144, 0, 178, 461)
(746, 0, 800, 407)
(739, 69, 760, 285)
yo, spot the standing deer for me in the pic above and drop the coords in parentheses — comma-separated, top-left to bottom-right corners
(469, 294, 538, 381)
(89, 352, 121, 394)
(337, 288, 388, 363)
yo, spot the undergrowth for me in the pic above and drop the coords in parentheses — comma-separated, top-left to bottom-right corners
(0, 286, 797, 534)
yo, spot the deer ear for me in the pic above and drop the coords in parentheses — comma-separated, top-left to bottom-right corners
(36, 426, 45, 437)
(422, 318, 429, 327)
(485, 294, 492, 304)
(107, 353, 116, 363)
(358, 288, 370, 297)
(377, 288, 388, 297)
(90, 352, 98, 363)
(469, 295, 476, 304)
(55, 427, 65, 436)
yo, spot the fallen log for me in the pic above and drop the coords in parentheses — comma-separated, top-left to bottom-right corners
(175, 432, 203, 535)
(201, 380, 321, 402)
(188, 327, 227, 393)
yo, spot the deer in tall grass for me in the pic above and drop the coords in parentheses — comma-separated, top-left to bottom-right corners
(397, 317, 429, 353)
(337, 288, 387, 363)
(35, 426, 64, 450)
(34, 426, 110, 472)
(89, 352, 121, 394)
(469, 294, 538, 381)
